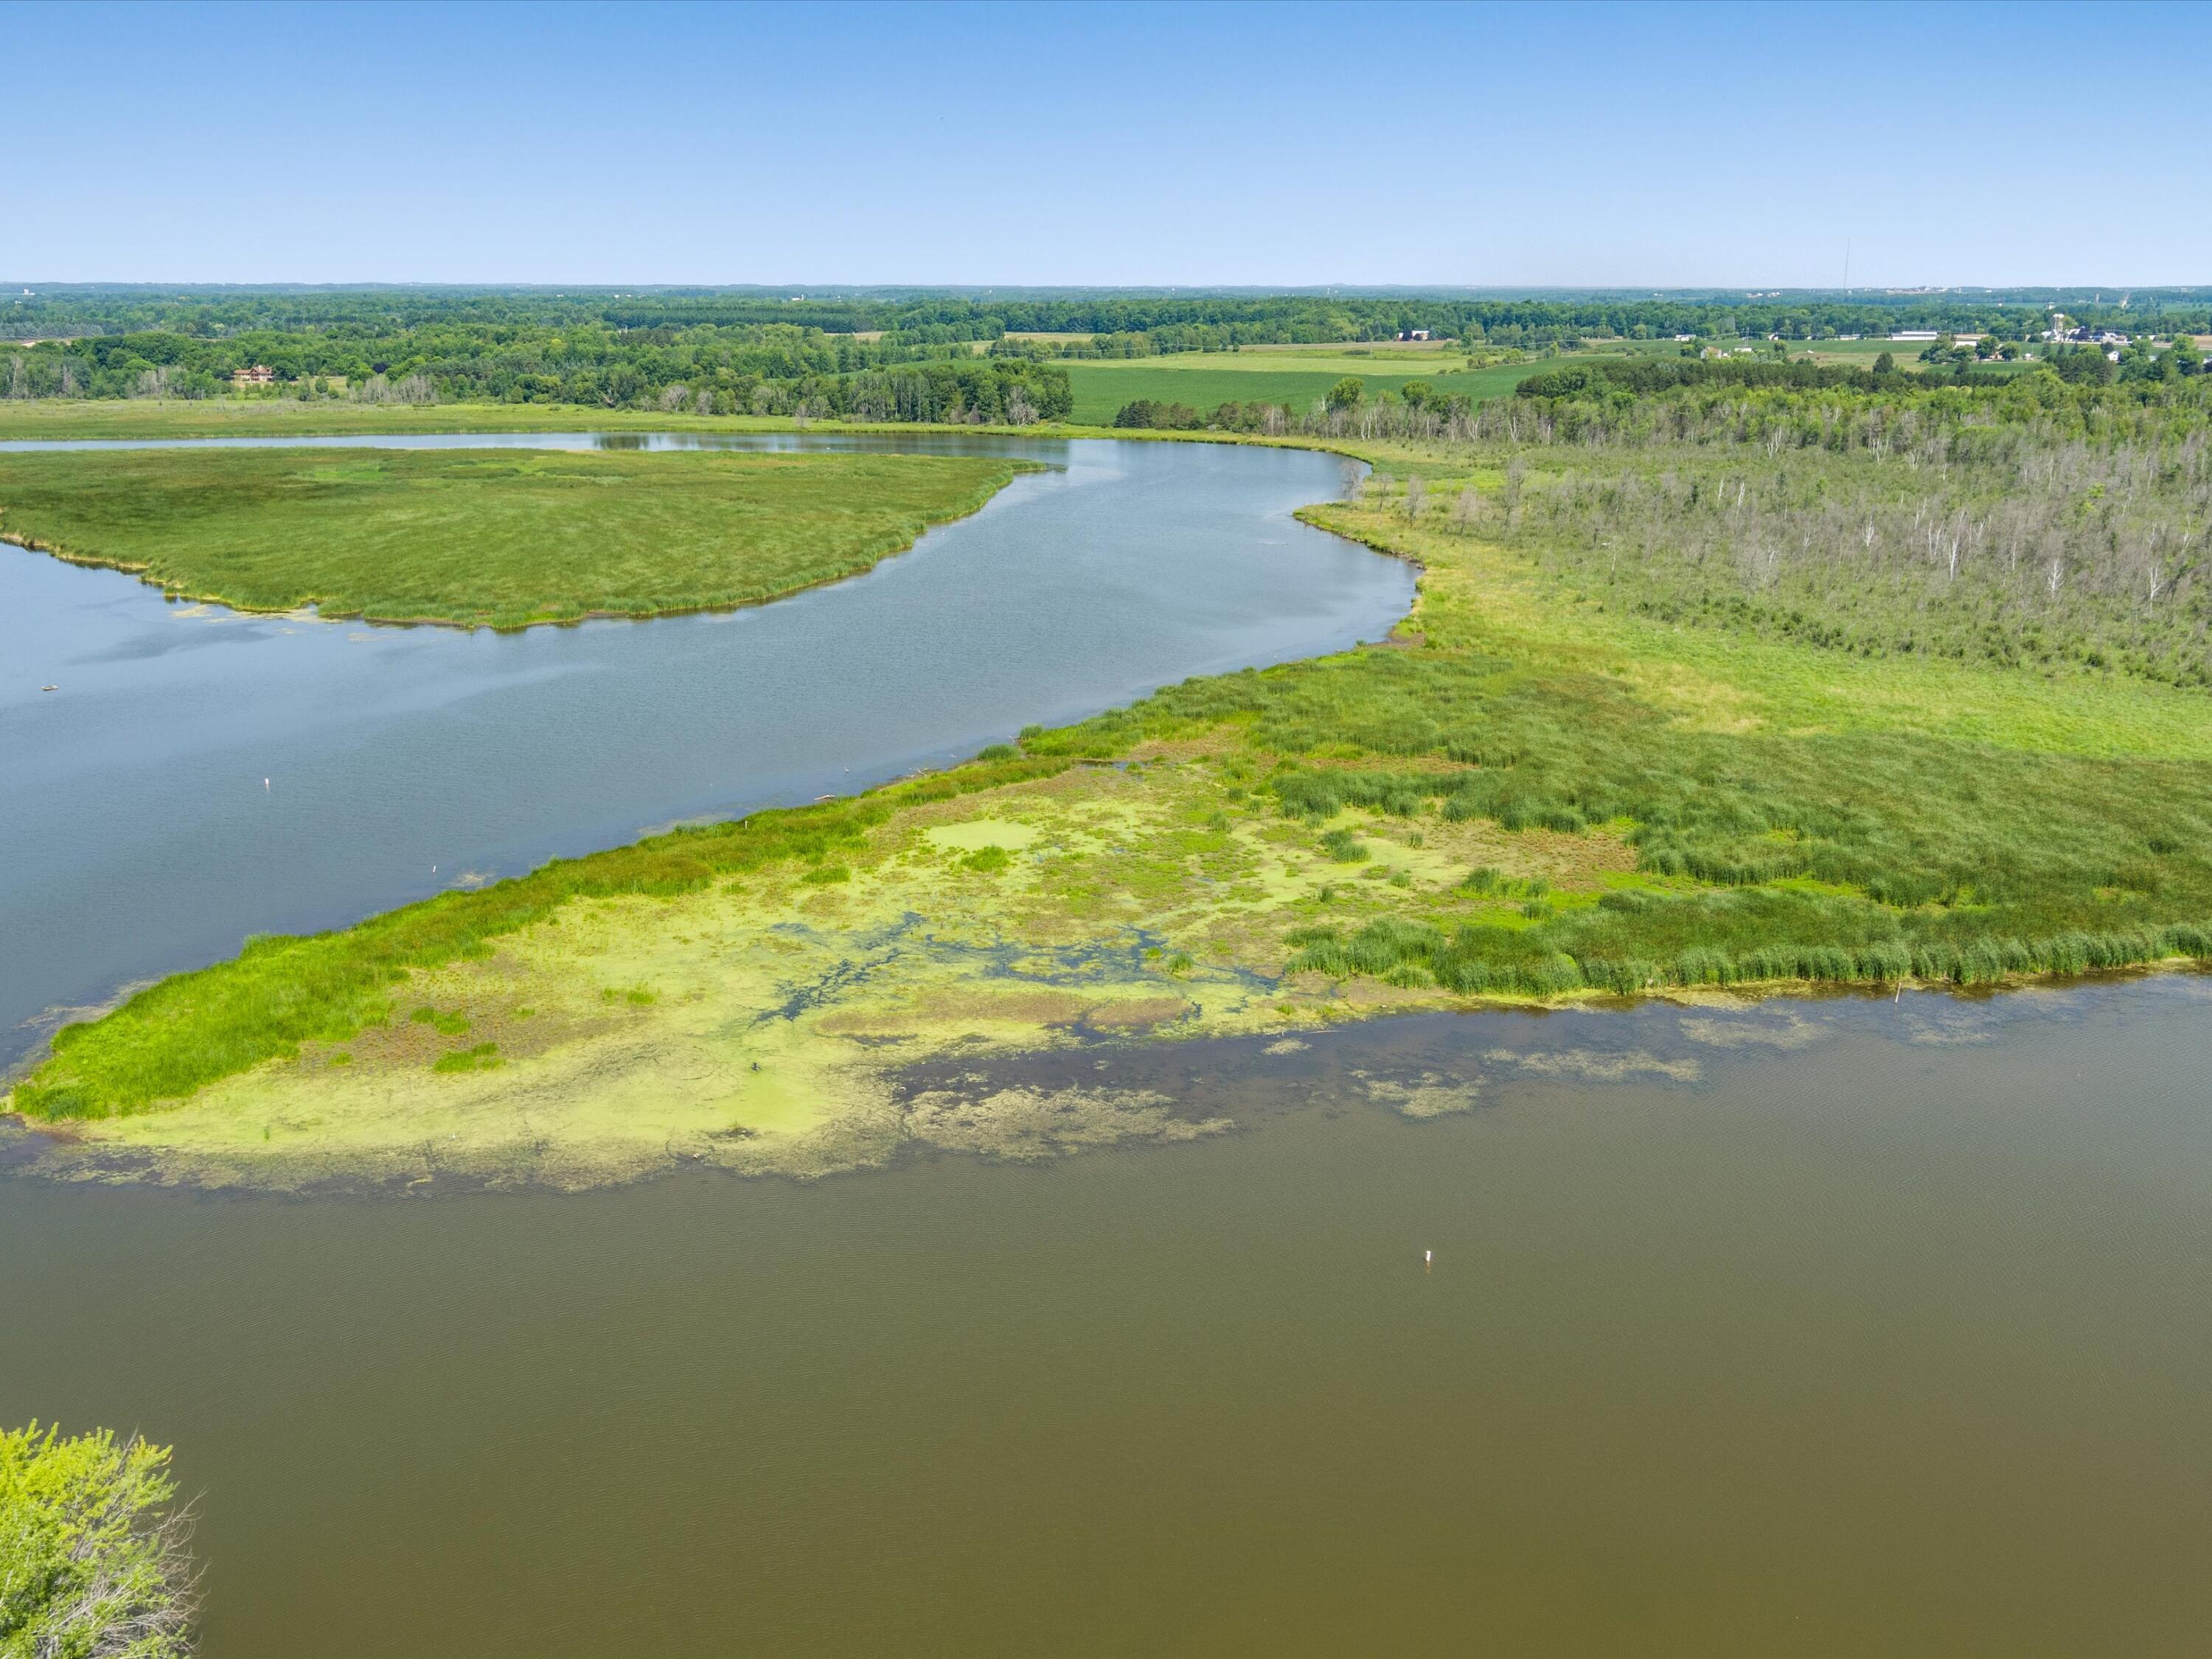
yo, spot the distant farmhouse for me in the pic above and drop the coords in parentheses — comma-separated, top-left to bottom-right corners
(2041, 316, 2129, 347)
(1395, 329, 1432, 341)
(2056, 326, 2129, 347)
(232, 364, 275, 388)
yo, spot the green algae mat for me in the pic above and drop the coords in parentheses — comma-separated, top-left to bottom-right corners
(0, 446, 1034, 628)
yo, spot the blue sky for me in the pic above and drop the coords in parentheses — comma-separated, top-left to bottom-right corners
(8, 0, 2208, 287)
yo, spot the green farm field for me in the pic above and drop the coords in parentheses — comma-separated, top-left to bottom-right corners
(1062, 354, 1557, 422)
(0, 446, 1032, 628)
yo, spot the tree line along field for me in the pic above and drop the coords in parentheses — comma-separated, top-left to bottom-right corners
(14, 373, 2212, 1147)
(1060, 355, 1547, 425)
(24, 282, 2204, 425)
(0, 448, 1034, 629)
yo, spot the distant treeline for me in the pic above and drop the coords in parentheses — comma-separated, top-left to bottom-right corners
(7, 285, 2208, 417)
(1105, 355, 2062, 438)
(1, 318, 1071, 422)
(1515, 357, 2014, 399)
(12, 287, 2212, 358)
(1516, 347, 2199, 401)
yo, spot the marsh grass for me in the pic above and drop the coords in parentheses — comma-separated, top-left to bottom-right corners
(431, 1043, 502, 1075)
(1026, 493, 2212, 998)
(13, 756, 1068, 1119)
(22, 393, 2212, 1119)
(1319, 827, 1370, 862)
(0, 448, 1033, 629)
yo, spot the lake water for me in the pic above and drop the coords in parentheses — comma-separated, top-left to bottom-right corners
(0, 434, 1397, 1067)
(6, 430, 2208, 1655)
(3, 975, 2207, 1656)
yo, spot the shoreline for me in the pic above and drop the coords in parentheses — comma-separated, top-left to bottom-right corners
(10, 410, 2212, 1192)
(6, 959, 2203, 1198)
(0, 448, 1041, 633)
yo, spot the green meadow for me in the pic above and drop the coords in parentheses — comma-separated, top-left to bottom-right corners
(0, 399, 806, 442)
(0, 446, 1032, 628)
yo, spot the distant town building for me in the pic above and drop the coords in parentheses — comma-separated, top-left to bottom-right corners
(2041, 324, 2129, 347)
(232, 364, 275, 387)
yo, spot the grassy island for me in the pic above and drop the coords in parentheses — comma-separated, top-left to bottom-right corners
(10, 369, 2212, 1190)
(0, 446, 1034, 628)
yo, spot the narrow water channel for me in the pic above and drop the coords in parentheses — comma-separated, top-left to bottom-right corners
(0, 435, 1401, 1065)
(4, 977, 2207, 1657)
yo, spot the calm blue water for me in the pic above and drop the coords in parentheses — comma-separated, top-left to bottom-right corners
(0, 435, 1404, 1065)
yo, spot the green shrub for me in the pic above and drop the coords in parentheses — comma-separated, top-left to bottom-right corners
(1320, 827, 1368, 863)
(0, 1423, 195, 1658)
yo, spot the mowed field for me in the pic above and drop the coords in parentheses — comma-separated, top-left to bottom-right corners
(1061, 353, 1557, 424)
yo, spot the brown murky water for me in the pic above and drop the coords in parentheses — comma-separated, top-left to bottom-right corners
(4, 978, 2208, 1656)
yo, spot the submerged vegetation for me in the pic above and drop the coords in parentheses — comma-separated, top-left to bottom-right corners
(10, 363, 2212, 1186)
(0, 448, 1032, 628)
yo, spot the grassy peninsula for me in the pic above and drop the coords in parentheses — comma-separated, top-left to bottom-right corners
(10, 369, 2212, 1189)
(0, 447, 1034, 628)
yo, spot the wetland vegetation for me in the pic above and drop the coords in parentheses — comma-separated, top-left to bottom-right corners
(0, 447, 1033, 628)
(11, 361, 2212, 1188)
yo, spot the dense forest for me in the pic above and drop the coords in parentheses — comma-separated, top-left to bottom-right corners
(7, 285, 2208, 417)
(0, 314, 1071, 422)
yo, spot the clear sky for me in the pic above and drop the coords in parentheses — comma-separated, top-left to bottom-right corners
(8, 0, 2208, 288)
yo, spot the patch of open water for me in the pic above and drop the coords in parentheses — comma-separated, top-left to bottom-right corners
(0, 434, 1398, 1068)
(2, 976, 2207, 1656)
